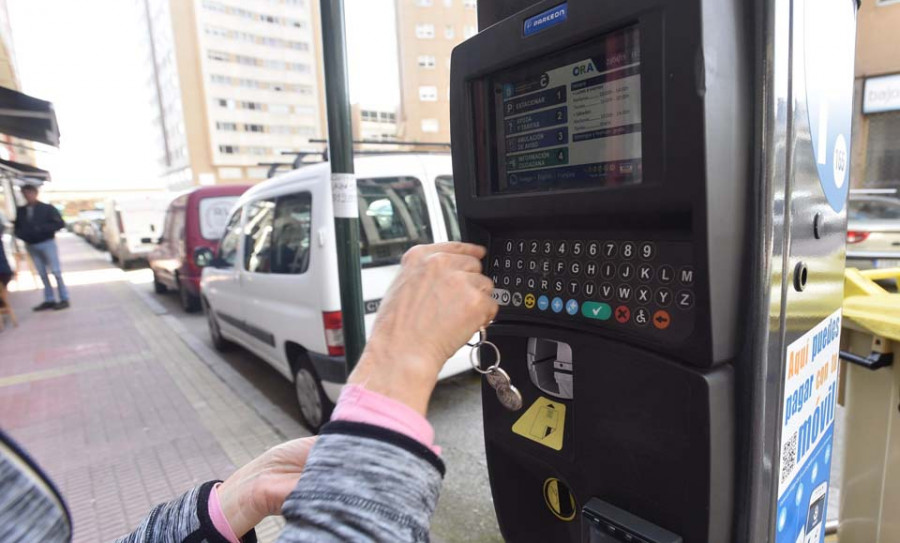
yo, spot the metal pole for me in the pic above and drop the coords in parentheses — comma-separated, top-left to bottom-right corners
(319, 0, 366, 370)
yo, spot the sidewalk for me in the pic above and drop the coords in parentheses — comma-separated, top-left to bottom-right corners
(0, 234, 304, 542)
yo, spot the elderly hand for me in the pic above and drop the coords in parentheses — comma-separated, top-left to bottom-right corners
(217, 436, 317, 538)
(349, 242, 498, 415)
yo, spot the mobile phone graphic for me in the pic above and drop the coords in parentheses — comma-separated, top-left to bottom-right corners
(803, 482, 828, 543)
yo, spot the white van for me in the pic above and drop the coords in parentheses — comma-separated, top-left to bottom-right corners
(104, 194, 172, 268)
(199, 154, 466, 430)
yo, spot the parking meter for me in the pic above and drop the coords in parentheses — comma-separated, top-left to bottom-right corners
(450, 0, 857, 542)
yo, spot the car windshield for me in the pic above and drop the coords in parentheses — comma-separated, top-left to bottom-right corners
(435, 175, 461, 242)
(358, 177, 433, 268)
(848, 198, 900, 221)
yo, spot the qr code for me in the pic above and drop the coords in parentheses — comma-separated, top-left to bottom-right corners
(781, 431, 798, 483)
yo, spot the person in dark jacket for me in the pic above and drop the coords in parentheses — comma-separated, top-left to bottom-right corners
(14, 184, 68, 310)
(0, 241, 497, 542)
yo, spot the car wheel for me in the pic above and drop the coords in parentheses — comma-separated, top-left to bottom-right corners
(293, 357, 334, 432)
(203, 298, 231, 352)
(178, 278, 201, 313)
(152, 272, 168, 294)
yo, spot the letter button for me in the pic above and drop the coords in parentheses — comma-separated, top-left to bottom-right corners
(514, 276, 524, 289)
(567, 280, 580, 296)
(601, 262, 616, 279)
(599, 282, 614, 301)
(541, 259, 552, 274)
(504, 257, 513, 271)
(618, 263, 634, 281)
(526, 276, 537, 290)
(655, 287, 673, 307)
(583, 282, 597, 298)
(636, 286, 652, 305)
(501, 276, 512, 287)
(553, 279, 565, 293)
(679, 266, 695, 286)
(676, 290, 695, 310)
(491, 256, 502, 270)
(585, 262, 599, 277)
(638, 264, 653, 282)
(616, 284, 632, 302)
(527, 259, 538, 273)
(516, 259, 525, 271)
(657, 265, 674, 284)
(569, 261, 582, 275)
(555, 260, 567, 274)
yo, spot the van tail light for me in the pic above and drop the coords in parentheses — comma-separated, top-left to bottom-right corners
(846, 230, 870, 244)
(322, 311, 345, 356)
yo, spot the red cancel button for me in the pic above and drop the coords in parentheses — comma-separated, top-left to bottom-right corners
(614, 305, 631, 324)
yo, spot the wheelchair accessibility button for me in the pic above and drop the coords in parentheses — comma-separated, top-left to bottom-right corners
(524, 293, 536, 309)
(551, 297, 564, 313)
(492, 289, 511, 306)
(581, 301, 611, 321)
(537, 295, 550, 311)
(565, 299, 579, 315)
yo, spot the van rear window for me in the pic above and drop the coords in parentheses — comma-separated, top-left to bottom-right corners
(358, 177, 433, 268)
(199, 196, 240, 240)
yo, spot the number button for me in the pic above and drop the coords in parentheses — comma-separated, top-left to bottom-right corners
(638, 264, 653, 283)
(640, 242, 656, 260)
(587, 241, 600, 257)
(618, 263, 634, 281)
(679, 266, 695, 286)
(504, 240, 514, 253)
(569, 261, 582, 276)
(676, 290, 695, 310)
(572, 241, 584, 256)
(555, 240, 568, 256)
(657, 265, 674, 284)
(542, 240, 553, 255)
(603, 242, 618, 258)
(516, 240, 526, 254)
(601, 262, 616, 280)
(529, 240, 540, 255)
(621, 242, 636, 260)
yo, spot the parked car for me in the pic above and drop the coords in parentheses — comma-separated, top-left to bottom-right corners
(84, 218, 106, 250)
(149, 185, 250, 312)
(198, 154, 467, 430)
(104, 194, 171, 268)
(73, 209, 104, 237)
(846, 195, 900, 269)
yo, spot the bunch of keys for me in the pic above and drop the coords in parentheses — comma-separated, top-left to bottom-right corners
(469, 327, 523, 411)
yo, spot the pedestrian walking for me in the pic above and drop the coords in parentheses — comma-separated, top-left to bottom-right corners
(13, 184, 69, 310)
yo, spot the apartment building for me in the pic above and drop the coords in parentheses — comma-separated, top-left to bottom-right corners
(0, 0, 35, 169)
(851, 0, 900, 190)
(139, 0, 326, 190)
(394, 0, 477, 145)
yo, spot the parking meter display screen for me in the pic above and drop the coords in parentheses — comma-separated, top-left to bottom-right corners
(493, 26, 641, 193)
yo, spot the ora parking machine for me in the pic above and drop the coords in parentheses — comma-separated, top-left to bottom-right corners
(450, 0, 857, 541)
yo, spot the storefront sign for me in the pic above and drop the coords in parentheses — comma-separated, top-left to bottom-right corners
(863, 73, 900, 114)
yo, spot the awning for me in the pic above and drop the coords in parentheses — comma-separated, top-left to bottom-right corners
(0, 86, 60, 147)
(0, 157, 51, 184)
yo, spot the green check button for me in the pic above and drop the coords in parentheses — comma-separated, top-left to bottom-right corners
(581, 301, 612, 321)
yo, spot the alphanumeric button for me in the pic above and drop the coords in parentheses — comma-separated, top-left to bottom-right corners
(540, 259, 552, 274)
(639, 242, 656, 260)
(540, 278, 550, 292)
(491, 256, 502, 270)
(503, 257, 513, 271)
(567, 280, 581, 296)
(633, 307, 650, 327)
(585, 262, 599, 278)
(616, 284, 633, 302)
(599, 283, 615, 300)
(516, 239, 526, 254)
(601, 262, 616, 279)
(655, 287, 673, 307)
(618, 263, 634, 281)
(515, 259, 525, 272)
(526, 276, 537, 290)
(638, 264, 653, 282)
(553, 279, 565, 294)
(554, 260, 567, 275)
(542, 240, 553, 255)
(501, 275, 512, 287)
(504, 239, 514, 253)
(514, 276, 525, 289)
(621, 241, 636, 260)
(571, 241, 584, 256)
(527, 259, 538, 273)
(636, 286, 652, 305)
(583, 282, 597, 298)
(528, 240, 540, 255)
(676, 289, 695, 310)
(555, 240, 568, 256)
(491, 273, 500, 285)
(569, 261, 582, 276)
(657, 265, 675, 284)
(587, 241, 600, 257)
(679, 266, 695, 286)
(603, 241, 618, 258)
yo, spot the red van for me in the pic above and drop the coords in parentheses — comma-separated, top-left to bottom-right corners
(149, 185, 250, 312)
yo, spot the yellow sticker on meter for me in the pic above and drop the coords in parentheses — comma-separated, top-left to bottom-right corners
(543, 477, 577, 521)
(512, 396, 565, 451)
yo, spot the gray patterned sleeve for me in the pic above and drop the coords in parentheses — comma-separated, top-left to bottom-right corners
(278, 421, 445, 543)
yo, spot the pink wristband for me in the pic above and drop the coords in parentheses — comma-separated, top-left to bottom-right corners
(209, 483, 240, 543)
(331, 384, 441, 455)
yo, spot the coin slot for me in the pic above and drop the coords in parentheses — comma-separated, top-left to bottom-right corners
(527, 338, 574, 400)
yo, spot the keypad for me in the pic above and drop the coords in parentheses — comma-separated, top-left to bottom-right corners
(489, 236, 696, 340)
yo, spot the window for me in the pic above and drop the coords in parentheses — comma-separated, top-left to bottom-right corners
(421, 118, 439, 133)
(245, 123, 265, 133)
(208, 50, 230, 61)
(219, 145, 237, 154)
(417, 55, 436, 69)
(199, 196, 240, 240)
(357, 177, 433, 268)
(435, 176, 460, 241)
(216, 121, 237, 131)
(419, 86, 438, 101)
(444, 25, 455, 39)
(415, 24, 435, 38)
(217, 209, 243, 267)
(270, 193, 312, 274)
(848, 197, 900, 221)
(269, 104, 291, 114)
(243, 200, 276, 273)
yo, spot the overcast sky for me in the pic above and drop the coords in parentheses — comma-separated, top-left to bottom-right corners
(8, 0, 400, 190)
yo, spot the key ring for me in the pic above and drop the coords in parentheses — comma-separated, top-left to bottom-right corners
(469, 327, 502, 375)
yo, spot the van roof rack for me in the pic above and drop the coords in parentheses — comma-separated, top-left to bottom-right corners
(259, 141, 453, 178)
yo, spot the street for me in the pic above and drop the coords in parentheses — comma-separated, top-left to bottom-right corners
(1, 233, 502, 543)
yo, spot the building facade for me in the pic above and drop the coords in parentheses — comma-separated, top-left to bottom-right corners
(394, 0, 477, 145)
(0, 0, 35, 170)
(851, 0, 900, 191)
(139, 0, 327, 190)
